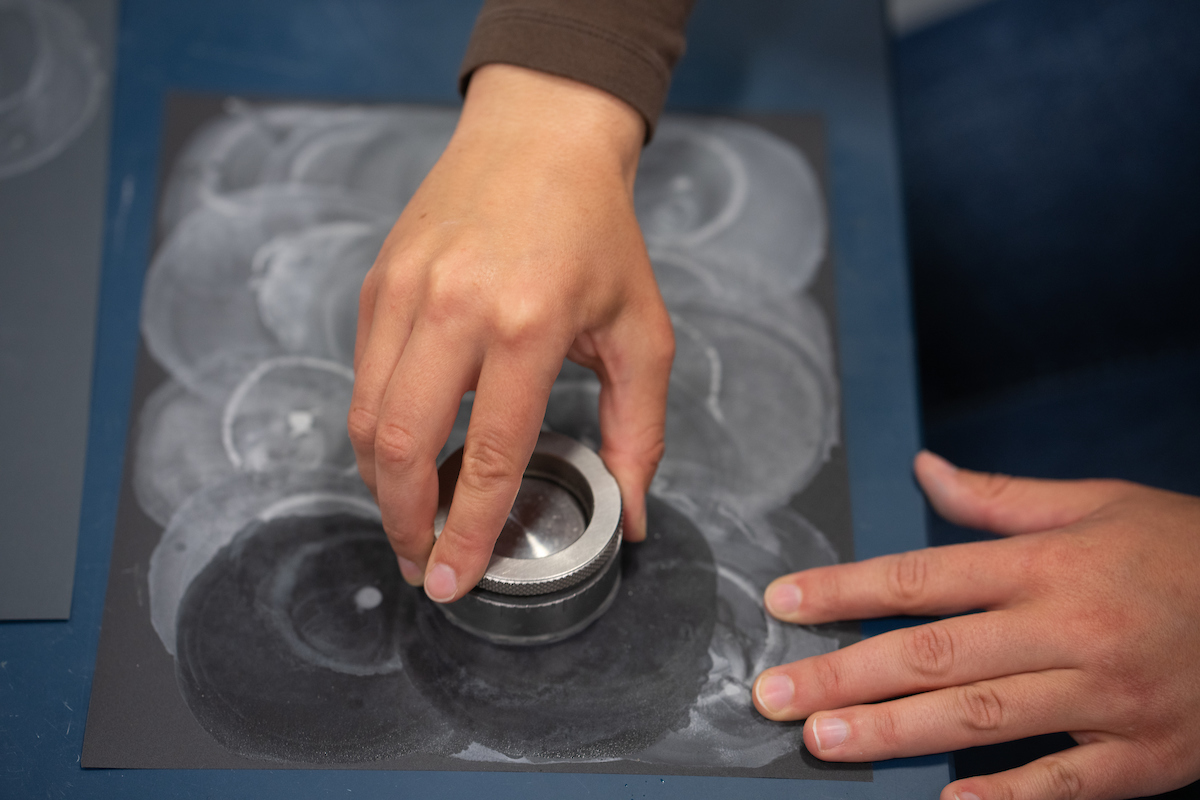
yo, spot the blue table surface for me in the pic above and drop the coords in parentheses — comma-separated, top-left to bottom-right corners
(0, 0, 950, 796)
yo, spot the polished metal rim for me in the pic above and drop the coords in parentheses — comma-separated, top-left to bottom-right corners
(435, 431, 623, 596)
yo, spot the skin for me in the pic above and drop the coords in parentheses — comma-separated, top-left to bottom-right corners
(754, 450, 1200, 800)
(355, 67, 1200, 799)
(348, 64, 673, 602)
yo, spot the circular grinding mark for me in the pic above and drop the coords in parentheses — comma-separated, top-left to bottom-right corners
(220, 356, 356, 474)
(174, 512, 464, 763)
(402, 495, 717, 761)
(0, 0, 105, 179)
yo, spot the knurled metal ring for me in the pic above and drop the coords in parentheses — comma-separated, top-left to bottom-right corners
(434, 431, 624, 597)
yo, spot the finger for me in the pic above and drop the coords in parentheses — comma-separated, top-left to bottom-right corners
(752, 611, 1061, 720)
(352, 264, 378, 373)
(763, 537, 1027, 624)
(592, 305, 674, 542)
(347, 267, 420, 495)
(425, 350, 559, 602)
(792, 670, 1088, 762)
(371, 325, 477, 576)
(945, 740, 1154, 800)
(915, 450, 1129, 536)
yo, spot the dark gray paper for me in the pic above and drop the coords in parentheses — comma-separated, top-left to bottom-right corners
(83, 95, 867, 782)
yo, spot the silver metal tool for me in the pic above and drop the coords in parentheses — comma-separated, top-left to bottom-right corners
(433, 431, 623, 645)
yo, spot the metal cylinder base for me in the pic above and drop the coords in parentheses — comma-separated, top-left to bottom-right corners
(436, 543, 622, 646)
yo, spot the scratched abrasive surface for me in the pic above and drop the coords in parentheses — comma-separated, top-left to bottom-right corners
(403, 496, 717, 762)
(82, 97, 867, 781)
(175, 512, 462, 763)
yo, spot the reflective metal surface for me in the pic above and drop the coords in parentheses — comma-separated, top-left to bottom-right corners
(492, 476, 586, 560)
(434, 431, 624, 644)
(435, 431, 623, 596)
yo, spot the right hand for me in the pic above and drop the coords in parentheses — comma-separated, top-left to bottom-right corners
(348, 64, 675, 603)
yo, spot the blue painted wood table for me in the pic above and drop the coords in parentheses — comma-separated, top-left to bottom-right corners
(0, 0, 951, 796)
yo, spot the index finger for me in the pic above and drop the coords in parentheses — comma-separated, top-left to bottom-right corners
(423, 350, 560, 603)
(763, 537, 1031, 624)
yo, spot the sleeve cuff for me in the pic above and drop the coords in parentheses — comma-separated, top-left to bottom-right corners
(458, 9, 677, 140)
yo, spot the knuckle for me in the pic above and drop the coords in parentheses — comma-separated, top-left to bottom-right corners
(904, 624, 956, 682)
(423, 266, 474, 322)
(809, 654, 846, 700)
(975, 470, 1016, 502)
(459, 432, 520, 494)
(374, 421, 421, 467)
(376, 257, 419, 303)
(491, 297, 558, 348)
(811, 567, 845, 617)
(886, 550, 930, 605)
(871, 706, 902, 749)
(974, 472, 1019, 528)
(346, 405, 378, 450)
(651, 316, 677, 367)
(380, 520, 412, 553)
(1040, 756, 1084, 800)
(957, 683, 1004, 732)
(357, 266, 379, 304)
(985, 781, 1017, 800)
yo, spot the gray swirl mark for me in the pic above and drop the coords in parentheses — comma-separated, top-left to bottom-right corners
(0, 0, 105, 178)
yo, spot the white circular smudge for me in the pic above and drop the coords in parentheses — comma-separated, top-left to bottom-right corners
(135, 353, 359, 525)
(220, 356, 356, 474)
(133, 350, 278, 526)
(148, 470, 379, 656)
(159, 103, 456, 229)
(252, 221, 388, 365)
(638, 492, 841, 768)
(0, 0, 105, 179)
(636, 126, 747, 247)
(262, 107, 454, 210)
(133, 378, 232, 527)
(653, 300, 839, 510)
(637, 119, 828, 293)
(140, 185, 389, 389)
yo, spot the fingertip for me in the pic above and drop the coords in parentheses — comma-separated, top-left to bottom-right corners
(752, 672, 795, 719)
(915, 449, 957, 493)
(763, 580, 803, 619)
(621, 497, 647, 542)
(424, 562, 458, 603)
(944, 788, 982, 800)
(601, 455, 652, 542)
(397, 556, 424, 587)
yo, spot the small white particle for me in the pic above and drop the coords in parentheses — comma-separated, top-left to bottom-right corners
(354, 586, 383, 610)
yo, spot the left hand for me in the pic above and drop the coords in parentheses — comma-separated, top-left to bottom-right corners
(752, 450, 1200, 800)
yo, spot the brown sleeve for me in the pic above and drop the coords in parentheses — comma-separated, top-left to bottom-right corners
(459, 0, 696, 139)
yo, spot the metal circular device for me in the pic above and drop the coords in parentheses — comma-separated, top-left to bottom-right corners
(433, 431, 623, 645)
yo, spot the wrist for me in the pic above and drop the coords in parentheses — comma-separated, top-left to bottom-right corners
(456, 64, 645, 187)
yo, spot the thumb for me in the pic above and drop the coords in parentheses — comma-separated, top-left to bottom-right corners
(914, 450, 1125, 536)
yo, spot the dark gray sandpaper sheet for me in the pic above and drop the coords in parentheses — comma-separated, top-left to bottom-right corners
(0, 0, 115, 620)
(82, 95, 870, 782)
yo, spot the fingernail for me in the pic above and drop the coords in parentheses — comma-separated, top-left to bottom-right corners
(397, 556, 423, 587)
(754, 674, 794, 714)
(956, 792, 982, 800)
(812, 716, 849, 750)
(764, 582, 802, 616)
(424, 563, 457, 603)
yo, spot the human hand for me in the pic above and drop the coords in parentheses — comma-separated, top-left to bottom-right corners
(752, 451, 1200, 800)
(348, 64, 674, 603)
